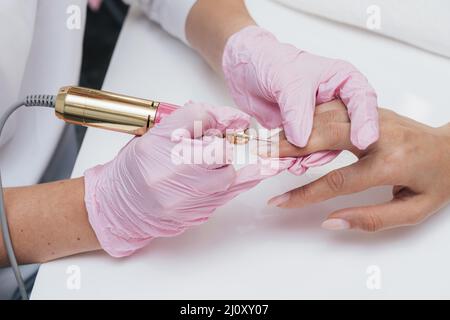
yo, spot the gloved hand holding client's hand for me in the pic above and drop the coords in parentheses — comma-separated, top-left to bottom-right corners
(83, 25, 382, 257)
(223, 26, 379, 152)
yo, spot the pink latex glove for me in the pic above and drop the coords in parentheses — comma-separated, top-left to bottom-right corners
(223, 26, 379, 152)
(84, 102, 294, 257)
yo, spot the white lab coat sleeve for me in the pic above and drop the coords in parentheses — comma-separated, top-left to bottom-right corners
(1, 0, 86, 187)
(123, 0, 197, 44)
(0, 0, 37, 147)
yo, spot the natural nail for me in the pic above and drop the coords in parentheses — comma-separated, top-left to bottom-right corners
(321, 218, 351, 230)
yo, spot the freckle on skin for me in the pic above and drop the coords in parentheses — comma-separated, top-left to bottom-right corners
(47, 242, 51, 246)
(20, 229, 23, 233)
(77, 237, 80, 241)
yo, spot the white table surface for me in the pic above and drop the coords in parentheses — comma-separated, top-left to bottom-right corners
(32, 0, 450, 299)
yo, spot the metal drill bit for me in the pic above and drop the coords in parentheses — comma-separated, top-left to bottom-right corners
(225, 129, 273, 145)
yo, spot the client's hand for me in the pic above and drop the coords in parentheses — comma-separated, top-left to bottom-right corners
(84, 102, 292, 257)
(269, 103, 450, 232)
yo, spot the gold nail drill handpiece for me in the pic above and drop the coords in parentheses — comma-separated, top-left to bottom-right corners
(55, 86, 160, 135)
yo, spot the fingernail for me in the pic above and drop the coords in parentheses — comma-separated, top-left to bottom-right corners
(267, 193, 290, 207)
(321, 218, 351, 230)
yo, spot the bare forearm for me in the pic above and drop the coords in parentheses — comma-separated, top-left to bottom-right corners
(186, 0, 255, 73)
(0, 177, 100, 266)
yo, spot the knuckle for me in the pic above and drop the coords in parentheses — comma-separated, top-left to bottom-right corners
(318, 110, 341, 123)
(330, 124, 346, 142)
(325, 170, 346, 192)
(378, 152, 397, 170)
(314, 123, 342, 147)
(327, 118, 341, 133)
(380, 145, 409, 168)
(363, 212, 384, 232)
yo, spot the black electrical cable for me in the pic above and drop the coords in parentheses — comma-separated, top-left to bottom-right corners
(0, 95, 55, 300)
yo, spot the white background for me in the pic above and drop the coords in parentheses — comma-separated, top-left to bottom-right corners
(32, 0, 450, 299)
